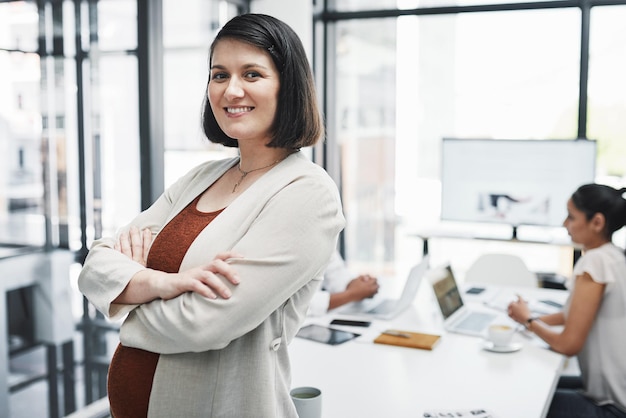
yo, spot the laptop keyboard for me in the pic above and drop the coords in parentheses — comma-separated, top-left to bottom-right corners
(456, 312, 495, 332)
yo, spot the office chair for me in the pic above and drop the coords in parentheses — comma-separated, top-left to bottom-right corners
(464, 253, 538, 287)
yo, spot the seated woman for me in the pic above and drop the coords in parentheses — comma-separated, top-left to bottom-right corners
(508, 183, 626, 418)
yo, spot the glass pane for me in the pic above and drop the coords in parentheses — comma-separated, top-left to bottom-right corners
(334, 18, 398, 268)
(0, 51, 45, 248)
(59, 56, 80, 249)
(333, 9, 581, 276)
(436, 10, 579, 141)
(330, 0, 400, 10)
(163, 0, 219, 48)
(95, 55, 141, 236)
(0, 1, 39, 52)
(331, 0, 561, 12)
(588, 5, 626, 181)
(163, 49, 237, 186)
(62, 0, 77, 58)
(40, 55, 80, 249)
(163, 50, 207, 150)
(162, 0, 239, 188)
(97, 0, 137, 51)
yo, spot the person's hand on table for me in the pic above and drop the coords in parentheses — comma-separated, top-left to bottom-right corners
(507, 295, 532, 325)
(345, 274, 380, 301)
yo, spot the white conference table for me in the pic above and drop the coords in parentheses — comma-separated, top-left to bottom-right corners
(290, 280, 569, 418)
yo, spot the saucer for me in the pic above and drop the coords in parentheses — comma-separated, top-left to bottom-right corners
(482, 341, 523, 353)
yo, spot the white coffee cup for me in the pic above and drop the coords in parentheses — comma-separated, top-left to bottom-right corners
(290, 386, 322, 418)
(487, 323, 515, 347)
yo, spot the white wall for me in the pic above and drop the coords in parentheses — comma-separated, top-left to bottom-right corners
(251, 0, 312, 58)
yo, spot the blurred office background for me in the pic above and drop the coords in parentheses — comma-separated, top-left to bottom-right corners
(1, 0, 625, 416)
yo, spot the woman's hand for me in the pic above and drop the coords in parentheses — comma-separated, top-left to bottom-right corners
(507, 295, 532, 325)
(156, 253, 242, 300)
(112, 226, 243, 303)
(115, 226, 152, 266)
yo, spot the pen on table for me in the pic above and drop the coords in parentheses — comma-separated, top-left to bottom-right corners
(382, 330, 411, 338)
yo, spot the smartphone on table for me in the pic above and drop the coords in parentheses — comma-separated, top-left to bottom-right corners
(330, 319, 372, 327)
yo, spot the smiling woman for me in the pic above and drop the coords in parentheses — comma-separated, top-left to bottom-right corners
(78, 13, 345, 418)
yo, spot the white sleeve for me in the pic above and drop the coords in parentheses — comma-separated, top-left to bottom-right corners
(322, 251, 354, 293)
(307, 289, 331, 317)
(306, 251, 355, 316)
(573, 245, 615, 285)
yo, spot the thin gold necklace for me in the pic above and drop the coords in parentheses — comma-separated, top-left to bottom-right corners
(232, 157, 283, 193)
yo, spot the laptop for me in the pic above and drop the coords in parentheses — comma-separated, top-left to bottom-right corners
(337, 255, 430, 320)
(430, 264, 497, 337)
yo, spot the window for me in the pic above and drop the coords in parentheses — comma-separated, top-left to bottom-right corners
(0, 2, 46, 249)
(588, 6, 626, 181)
(323, 4, 623, 278)
(162, 0, 241, 187)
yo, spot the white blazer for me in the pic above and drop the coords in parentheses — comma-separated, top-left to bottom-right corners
(78, 151, 345, 417)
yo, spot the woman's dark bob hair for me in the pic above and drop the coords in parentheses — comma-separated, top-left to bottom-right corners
(202, 14, 323, 149)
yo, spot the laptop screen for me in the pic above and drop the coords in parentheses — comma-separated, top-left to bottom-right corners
(432, 265, 464, 319)
(396, 255, 430, 303)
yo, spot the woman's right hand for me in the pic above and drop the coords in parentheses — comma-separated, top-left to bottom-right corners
(507, 295, 532, 325)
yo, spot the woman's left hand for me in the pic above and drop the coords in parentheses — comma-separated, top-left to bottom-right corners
(507, 295, 532, 325)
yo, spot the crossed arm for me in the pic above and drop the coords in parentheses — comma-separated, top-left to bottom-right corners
(112, 225, 241, 303)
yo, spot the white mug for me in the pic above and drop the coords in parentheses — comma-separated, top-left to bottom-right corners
(487, 323, 515, 347)
(290, 386, 322, 418)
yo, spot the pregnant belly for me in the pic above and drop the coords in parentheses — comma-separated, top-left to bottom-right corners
(108, 343, 160, 418)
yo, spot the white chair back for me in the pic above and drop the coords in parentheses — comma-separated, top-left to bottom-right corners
(465, 253, 538, 287)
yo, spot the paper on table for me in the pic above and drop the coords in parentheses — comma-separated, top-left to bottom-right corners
(423, 409, 499, 418)
(485, 290, 561, 315)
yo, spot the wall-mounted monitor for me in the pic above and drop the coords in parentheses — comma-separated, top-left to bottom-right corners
(440, 138, 597, 229)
